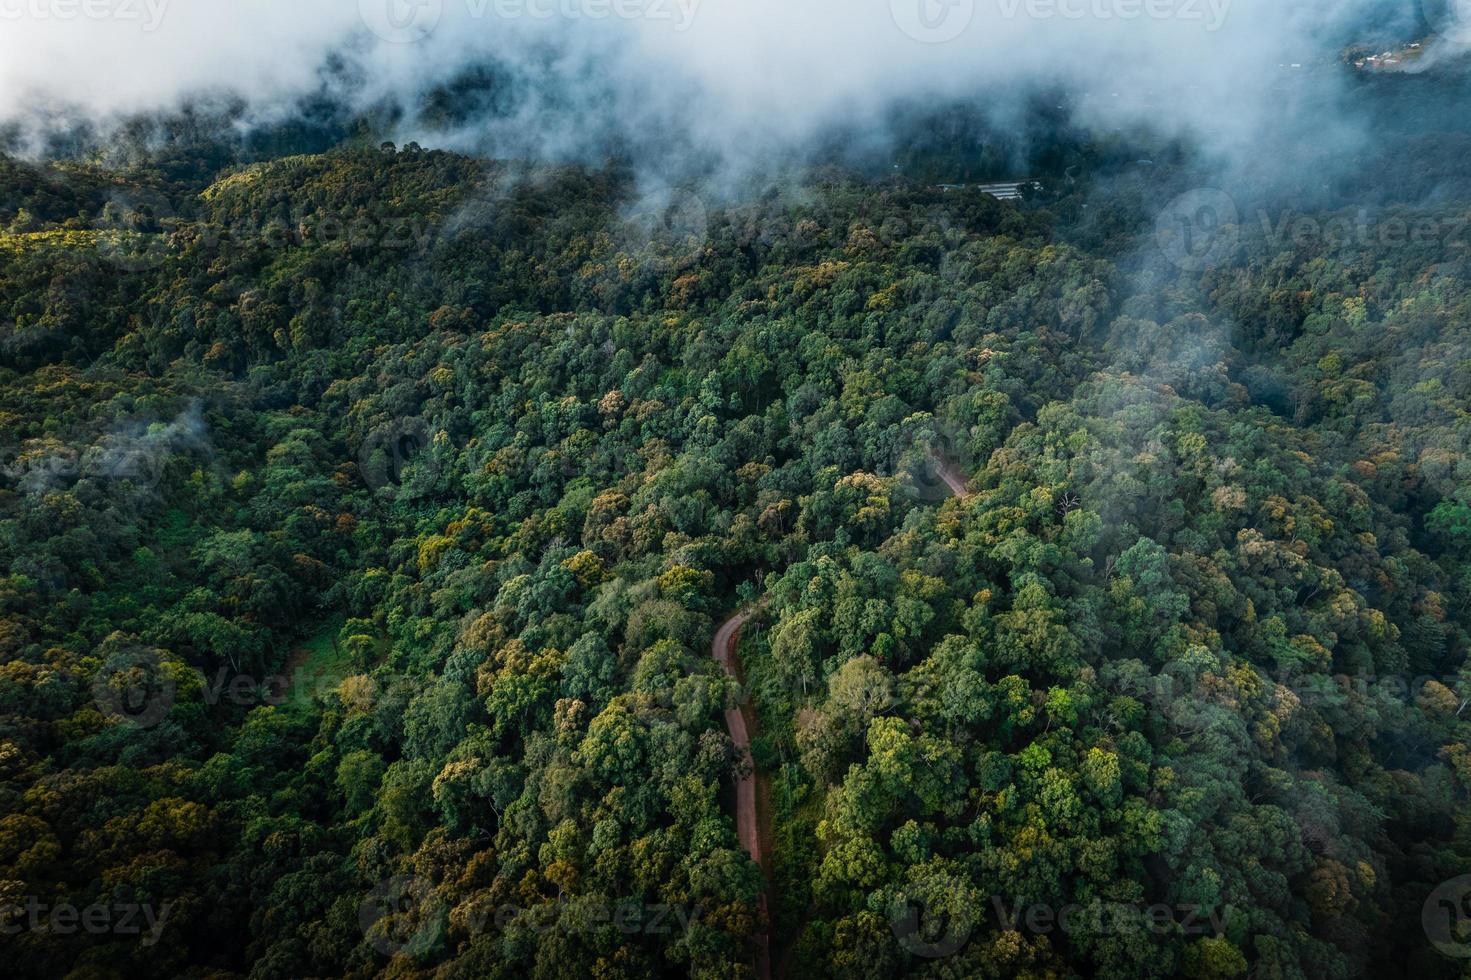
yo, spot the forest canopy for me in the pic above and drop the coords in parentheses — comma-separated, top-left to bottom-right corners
(1, 126, 1470, 980)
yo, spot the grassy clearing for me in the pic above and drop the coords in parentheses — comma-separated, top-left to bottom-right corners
(277, 617, 350, 714)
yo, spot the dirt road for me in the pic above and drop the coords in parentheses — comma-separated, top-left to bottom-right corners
(713, 455, 969, 978)
(713, 610, 762, 861)
(936, 459, 973, 500)
(711, 609, 772, 980)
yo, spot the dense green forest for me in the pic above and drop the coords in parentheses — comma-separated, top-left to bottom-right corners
(2, 128, 1471, 980)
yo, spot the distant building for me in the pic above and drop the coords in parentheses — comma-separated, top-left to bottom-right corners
(930, 181, 1041, 201)
(975, 181, 1040, 201)
(1361, 52, 1401, 71)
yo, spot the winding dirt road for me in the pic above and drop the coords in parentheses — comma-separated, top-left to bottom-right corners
(713, 610, 761, 858)
(711, 609, 773, 980)
(713, 456, 969, 979)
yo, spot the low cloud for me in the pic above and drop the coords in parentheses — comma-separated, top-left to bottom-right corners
(0, 0, 1430, 184)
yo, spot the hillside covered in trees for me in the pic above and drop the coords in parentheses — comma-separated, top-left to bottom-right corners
(2, 135, 1471, 980)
